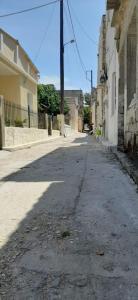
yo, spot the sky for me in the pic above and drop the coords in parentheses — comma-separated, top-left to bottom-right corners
(0, 0, 105, 93)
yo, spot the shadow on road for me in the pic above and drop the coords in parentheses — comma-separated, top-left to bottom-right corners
(0, 134, 138, 299)
(0, 135, 97, 298)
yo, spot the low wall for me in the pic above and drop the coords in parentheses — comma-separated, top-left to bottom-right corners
(5, 127, 49, 147)
(64, 124, 74, 137)
(52, 130, 60, 137)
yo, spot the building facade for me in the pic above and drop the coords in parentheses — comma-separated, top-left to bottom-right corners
(106, 0, 138, 154)
(93, 15, 107, 135)
(105, 9, 119, 145)
(0, 28, 39, 126)
(96, 0, 138, 156)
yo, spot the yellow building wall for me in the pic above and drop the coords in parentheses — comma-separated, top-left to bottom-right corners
(0, 75, 37, 113)
(18, 48, 28, 73)
(0, 75, 20, 104)
(19, 75, 38, 112)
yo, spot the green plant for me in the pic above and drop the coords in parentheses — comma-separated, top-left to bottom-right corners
(14, 119, 24, 127)
(83, 106, 91, 125)
(5, 120, 10, 127)
(95, 128, 102, 136)
(38, 84, 69, 116)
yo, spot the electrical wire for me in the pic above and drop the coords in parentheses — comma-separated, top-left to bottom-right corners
(64, 2, 91, 91)
(34, 5, 56, 62)
(69, 1, 98, 47)
(68, 2, 116, 80)
(64, 6, 72, 78)
(0, 0, 59, 18)
(64, 5, 80, 90)
(64, 4, 73, 47)
(66, 0, 87, 74)
(68, 3, 117, 80)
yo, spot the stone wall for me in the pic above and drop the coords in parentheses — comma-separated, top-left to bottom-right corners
(106, 9, 119, 146)
(51, 130, 60, 138)
(5, 127, 49, 148)
(64, 125, 73, 137)
(92, 101, 96, 130)
(121, 2, 138, 154)
(105, 0, 138, 152)
(78, 116, 83, 133)
(96, 86, 104, 128)
(125, 101, 138, 154)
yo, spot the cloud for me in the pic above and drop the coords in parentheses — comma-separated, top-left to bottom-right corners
(39, 75, 79, 90)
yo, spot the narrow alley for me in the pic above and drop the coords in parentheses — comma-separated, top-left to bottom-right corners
(0, 134, 138, 299)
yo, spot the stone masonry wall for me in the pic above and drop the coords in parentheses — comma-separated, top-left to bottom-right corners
(125, 102, 138, 154)
(5, 127, 49, 148)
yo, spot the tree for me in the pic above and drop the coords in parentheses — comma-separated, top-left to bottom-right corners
(83, 106, 91, 125)
(84, 93, 91, 106)
(37, 84, 69, 115)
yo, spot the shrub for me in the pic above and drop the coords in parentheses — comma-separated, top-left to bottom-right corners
(95, 128, 102, 136)
(5, 120, 10, 127)
(14, 119, 24, 127)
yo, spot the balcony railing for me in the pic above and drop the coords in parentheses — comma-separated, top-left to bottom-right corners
(0, 30, 39, 81)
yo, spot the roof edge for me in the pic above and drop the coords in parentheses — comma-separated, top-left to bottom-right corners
(0, 28, 39, 74)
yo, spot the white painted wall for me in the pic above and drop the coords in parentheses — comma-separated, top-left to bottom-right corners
(106, 10, 119, 145)
(5, 127, 49, 147)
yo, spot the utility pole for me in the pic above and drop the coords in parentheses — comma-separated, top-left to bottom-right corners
(60, 0, 64, 135)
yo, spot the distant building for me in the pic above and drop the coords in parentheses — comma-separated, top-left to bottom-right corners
(64, 90, 84, 132)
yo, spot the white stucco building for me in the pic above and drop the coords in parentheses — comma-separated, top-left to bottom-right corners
(105, 9, 119, 145)
(96, 0, 138, 156)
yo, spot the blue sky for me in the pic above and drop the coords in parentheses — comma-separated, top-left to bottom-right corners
(0, 0, 105, 92)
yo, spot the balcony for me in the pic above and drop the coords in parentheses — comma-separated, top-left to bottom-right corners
(0, 29, 39, 82)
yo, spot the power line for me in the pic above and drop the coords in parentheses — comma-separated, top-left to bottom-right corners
(64, 1, 91, 90)
(69, 2, 98, 47)
(64, 4, 74, 46)
(69, 1, 112, 76)
(68, 1, 116, 83)
(64, 7, 80, 88)
(34, 6, 56, 62)
(66, 0, 87, 74)
(64, 7, 85, 83)
(64, 7, 72, 77)
(0, 0, 59, 18)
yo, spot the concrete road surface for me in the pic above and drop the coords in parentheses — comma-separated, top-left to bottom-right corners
(0, 134, 138, 299)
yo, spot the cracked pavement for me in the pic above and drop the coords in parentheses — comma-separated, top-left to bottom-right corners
(0, 134, 138, 299)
